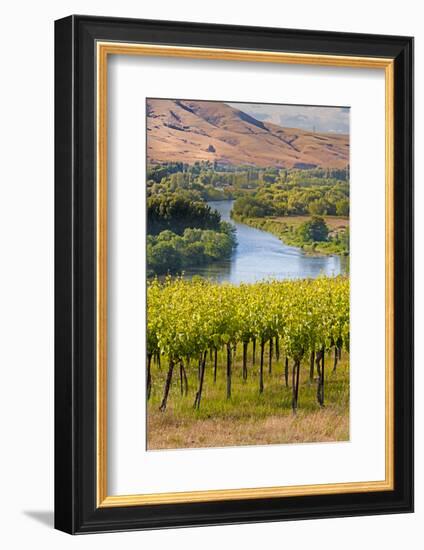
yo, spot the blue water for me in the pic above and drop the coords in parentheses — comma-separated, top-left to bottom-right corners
(182, 200, 347, 284)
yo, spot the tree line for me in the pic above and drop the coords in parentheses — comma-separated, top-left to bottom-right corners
(147, 162, 349, 212)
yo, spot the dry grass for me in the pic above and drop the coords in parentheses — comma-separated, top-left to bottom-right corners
(147, 347, 349, 450)
(147, 99, 349, 169)
(148, 408, 349, 450)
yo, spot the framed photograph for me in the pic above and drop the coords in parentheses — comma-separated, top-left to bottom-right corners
(54, 15, 413, 534)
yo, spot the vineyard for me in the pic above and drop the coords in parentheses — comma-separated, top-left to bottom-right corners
(147, 276, 349, 420)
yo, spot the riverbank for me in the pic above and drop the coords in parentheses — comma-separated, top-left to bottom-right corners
(231, 213, 349, 257)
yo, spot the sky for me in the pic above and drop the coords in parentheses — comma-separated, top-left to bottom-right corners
(227, 102, 349, 134)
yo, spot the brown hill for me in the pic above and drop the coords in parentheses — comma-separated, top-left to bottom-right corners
(146, 99, 349, 169)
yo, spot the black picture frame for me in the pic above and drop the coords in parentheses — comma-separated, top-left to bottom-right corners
(55, 14, 414, 534)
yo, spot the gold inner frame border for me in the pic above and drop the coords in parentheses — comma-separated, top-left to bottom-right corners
(96, 42, 394, 508)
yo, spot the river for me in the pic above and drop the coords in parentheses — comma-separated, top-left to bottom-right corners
(182, 200, 347, 284)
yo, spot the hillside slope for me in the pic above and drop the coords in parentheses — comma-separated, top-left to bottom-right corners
(146, 99, 349, 169)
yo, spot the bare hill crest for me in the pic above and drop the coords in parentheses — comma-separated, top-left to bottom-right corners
(147, 99, 349, 169)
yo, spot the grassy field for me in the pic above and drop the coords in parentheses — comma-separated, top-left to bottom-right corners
(273, 215, 349, 232)
(147, 347, 349, 450)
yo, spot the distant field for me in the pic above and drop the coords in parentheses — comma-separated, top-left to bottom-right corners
(147, 348, 349, 450)
(273, 215, 349, 231)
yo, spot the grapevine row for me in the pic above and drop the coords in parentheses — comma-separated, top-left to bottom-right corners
(147, 276, 349, 413)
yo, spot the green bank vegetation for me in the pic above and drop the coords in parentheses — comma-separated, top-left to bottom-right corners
(147, 162, 350, 258)
(147, 194, 236, 276)
(233, 214, 350, 256)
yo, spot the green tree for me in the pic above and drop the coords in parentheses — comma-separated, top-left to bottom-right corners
(147, 241, 182, 274)
(147, 195, 221, 235)
(297, 216, 329, 243)
(335, 199, 349, 216)
(308, 199, 327, 216)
